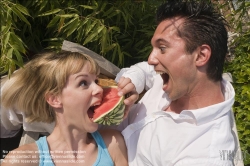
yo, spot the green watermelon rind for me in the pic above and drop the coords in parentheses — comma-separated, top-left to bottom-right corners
(93, 86, 125, 125)
(97, 104, 125, 126)
(94, 98, 125, 125)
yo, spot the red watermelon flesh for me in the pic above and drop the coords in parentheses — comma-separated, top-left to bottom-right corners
(93, 86, 125, 125)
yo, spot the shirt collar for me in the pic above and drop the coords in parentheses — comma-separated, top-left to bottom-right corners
(163, 78, 235, 125)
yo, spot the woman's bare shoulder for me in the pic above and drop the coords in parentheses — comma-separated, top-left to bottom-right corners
(98, 129, 128, 166)
(2, 143, 39, 166)
(98, 129, 124, 145)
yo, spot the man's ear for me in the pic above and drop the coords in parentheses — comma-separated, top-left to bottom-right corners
(195, 44, 211, 67)
(45, 92, 62, 108)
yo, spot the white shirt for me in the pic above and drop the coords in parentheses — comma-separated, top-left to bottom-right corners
(115, 62, 236, 166)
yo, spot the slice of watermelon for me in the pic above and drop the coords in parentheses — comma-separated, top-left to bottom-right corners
(93, 86, 125, 125)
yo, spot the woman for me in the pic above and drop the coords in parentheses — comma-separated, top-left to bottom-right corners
(1, 51, 128, 166)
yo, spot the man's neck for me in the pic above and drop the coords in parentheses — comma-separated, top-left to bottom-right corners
(166, 80, 224, 114)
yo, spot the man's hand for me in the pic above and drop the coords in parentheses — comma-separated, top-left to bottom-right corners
(117, 77, 139, 118)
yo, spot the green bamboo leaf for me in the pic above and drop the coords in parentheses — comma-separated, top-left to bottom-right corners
(104, 43, 117, 52)
(14, 4, 31, 17)
(85, 20, 98, 35)
(43, 38, 64, 42)
(101, 27, 107, 54)
(112, 44, 118, 62)
(11, 6, 30, 26)
(45, 45, 62, 50)
(38, 9, 61, 17)
(121, 11, 129, 29)
(76, 19, 89, 41)
(134, 40, 144, 48)
(3, 31, 10, 49)
(58, 11, 65, 33)
(102, 7, 115, 17)
(79, 5, 97, 10)
(7, 60, 16, 77)
(37, 0, 47, 12)
(100, 2, 107, 12)
(83, 25, 104, 45)
(109, 26, 120, 32)
(9, 32, 26, 54)
(92, 0, 98, 7)
(66, 18, 79, 37)
(67, 7, 79, 13)
(13, 49, 23, 64)
(47, 15, 60, 28)
(77, 18, 89, 30)
(7, 48, 14, 58)
(58, 14, 79, 18)
(10, 58, 23, 68)
(61, 17, 78, 34)
(123, 52, 132, 58)
(117, 44, 123, 66)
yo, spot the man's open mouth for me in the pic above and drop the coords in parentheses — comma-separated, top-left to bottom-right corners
(161, 73, 169, 85)
(156, 71, 170, 85)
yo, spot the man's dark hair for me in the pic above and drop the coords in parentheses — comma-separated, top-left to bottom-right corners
(156, 0, 228, 81)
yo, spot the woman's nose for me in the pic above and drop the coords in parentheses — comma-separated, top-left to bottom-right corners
(92, 83, 103, 97)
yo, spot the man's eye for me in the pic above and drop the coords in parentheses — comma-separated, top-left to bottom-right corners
(159, 47, 166, 52)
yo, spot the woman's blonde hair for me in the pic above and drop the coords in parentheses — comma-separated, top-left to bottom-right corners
(1, 51, 100, 123)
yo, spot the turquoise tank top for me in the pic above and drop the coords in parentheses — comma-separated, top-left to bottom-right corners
(35, 131, 114, 166)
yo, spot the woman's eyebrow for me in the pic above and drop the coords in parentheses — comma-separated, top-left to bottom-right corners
(74, 74, 89, 80)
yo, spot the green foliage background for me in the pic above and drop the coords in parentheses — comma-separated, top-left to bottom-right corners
(222, 0, 250, 165)
(0, 0, 250, 164)
(1, 0, 162, 76)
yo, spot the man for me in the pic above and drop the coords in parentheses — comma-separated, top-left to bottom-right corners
(116, 0, 236, 165)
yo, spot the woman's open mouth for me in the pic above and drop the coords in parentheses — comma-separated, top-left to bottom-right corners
(87, 106, 95, 121)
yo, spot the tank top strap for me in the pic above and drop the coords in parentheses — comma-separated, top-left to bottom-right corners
(91, 131, 114, 166)
(36, 136, 54, 166)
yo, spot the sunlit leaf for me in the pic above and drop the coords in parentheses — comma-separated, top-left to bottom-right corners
(11, 6, 30, 26)
(9, 32, 26, 54)
(37, 9, 61, 17)
(15, 4, 31, 17)
(85, 20, 98, 35)
(57, 13, 79, 18)
(79, 5, 97, 10)
(47, 15, 60, 28)
(7, 48, 14, 58)
(109, 26, 120, 32)
(13, 49, 23, 64)
(3, 31, 10, 49)
(66, 18, 79, 37)
(83, 24, 104, 45)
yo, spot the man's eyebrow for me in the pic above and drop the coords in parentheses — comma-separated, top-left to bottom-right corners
(155, 38, 170, 45)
